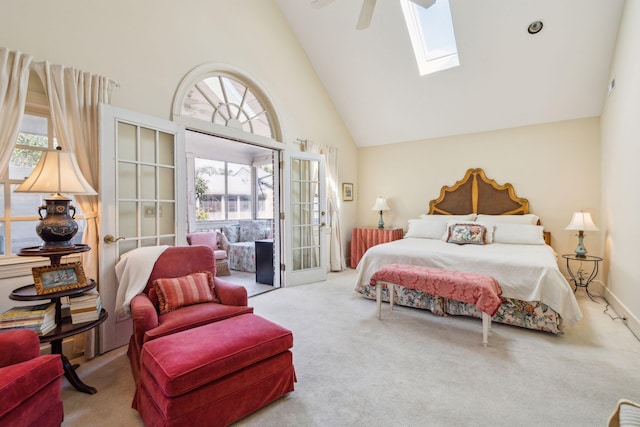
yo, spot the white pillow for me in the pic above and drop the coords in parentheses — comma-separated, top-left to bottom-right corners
(419, 213, 477, 221)
(444, 220, 494, 243)
(493, 224, 545, 245)
(405, 218, 447, 239)
(476, 214, 540, 225)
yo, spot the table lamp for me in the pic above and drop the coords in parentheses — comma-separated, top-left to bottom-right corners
(14, 146, 97, 249)
(371, 197, 390, 229)
(565, 211, 598, 258)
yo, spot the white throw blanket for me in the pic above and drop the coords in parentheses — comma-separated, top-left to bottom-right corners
(114, 245, 168, 321)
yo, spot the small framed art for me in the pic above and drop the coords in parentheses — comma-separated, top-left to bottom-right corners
(342, 183, 354, 201)
(32, 262, 88, 295)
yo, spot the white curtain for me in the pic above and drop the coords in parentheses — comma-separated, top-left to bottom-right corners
(0, 48, 32, 173)
(304, 141, 345, 271)
(33, 62, 114, 358)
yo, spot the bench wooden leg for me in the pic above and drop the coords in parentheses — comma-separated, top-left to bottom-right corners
(482, 312, 491, 346)
(389, 283, 394, 311)
(376, 283, 382, 319)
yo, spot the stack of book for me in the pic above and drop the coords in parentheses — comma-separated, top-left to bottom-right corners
(0, 303, 56, 335)
(68, 290, 102, 324)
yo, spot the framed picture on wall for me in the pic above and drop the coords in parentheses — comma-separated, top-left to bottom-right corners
(342, 183, 354, 201)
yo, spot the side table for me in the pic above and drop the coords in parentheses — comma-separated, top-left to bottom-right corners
(255, 239, 274, 285)
(10, 281, 107, 394)
(350, 227, 404, 268)
(562, 254, 603, 302)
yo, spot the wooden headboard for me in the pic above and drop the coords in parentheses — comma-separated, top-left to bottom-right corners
(428, 168, 550, 245)
(428, 168, 529, 215)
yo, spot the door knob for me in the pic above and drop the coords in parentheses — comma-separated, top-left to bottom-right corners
(104, 234, 125, 244)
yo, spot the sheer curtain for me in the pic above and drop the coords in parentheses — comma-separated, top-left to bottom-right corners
(33, 62, 114, 358)
(0, 48, 32, 172)
(304, 141, 345, 271)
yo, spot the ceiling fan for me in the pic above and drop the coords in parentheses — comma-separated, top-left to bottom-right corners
(311, 0, 436, 30)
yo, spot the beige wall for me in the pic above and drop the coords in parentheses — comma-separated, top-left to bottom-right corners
(357, 117, 602, 273)
(601, 0, 640, 336)
(0, 0, 359, 296)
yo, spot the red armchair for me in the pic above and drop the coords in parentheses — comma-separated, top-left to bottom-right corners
(0, 329, 64, 427)
(127, 245, 253, 380)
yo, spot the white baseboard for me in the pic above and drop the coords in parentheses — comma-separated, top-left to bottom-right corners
(602, 284, 640, 341)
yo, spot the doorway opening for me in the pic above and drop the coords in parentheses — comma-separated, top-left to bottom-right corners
(185, 130, 280, 297)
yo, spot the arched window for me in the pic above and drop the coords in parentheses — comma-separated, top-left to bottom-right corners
(180, 72, 277, 140)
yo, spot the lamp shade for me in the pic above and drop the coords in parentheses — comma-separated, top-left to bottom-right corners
(371, 197, 390, 211)
(565, 211, 598, 231)
(15, 147, 96, 195)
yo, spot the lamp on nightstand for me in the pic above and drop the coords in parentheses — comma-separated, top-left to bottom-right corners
(371, 197, 390, 229)
(565, 211, 599, 258)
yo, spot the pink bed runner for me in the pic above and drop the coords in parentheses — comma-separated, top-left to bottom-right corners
(370, 264, 503, 316)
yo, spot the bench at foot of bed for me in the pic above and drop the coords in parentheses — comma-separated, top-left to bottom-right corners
(371, 264, 503, 346)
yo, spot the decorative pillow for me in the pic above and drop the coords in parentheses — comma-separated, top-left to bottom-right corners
(153, 271, 219, 314)
(446, 222, 487, 245)
(476, 213, 540, 225)
(444, 220, 494, 243)
(493, 224, 545, 245)
(222, 225, 240, 243)
(239, 220, 268, 242)
(405, 218, 447, 239)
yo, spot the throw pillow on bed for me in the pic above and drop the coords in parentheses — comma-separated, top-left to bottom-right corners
(445, 223, 487, 245)
(153, 271, 219, 314)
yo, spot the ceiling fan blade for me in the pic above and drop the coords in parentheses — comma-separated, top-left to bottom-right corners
(356, 0, 376, 30)
(311, 0, 335, 9)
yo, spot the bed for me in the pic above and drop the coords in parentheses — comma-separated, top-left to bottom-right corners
(354, 168, 582, 334)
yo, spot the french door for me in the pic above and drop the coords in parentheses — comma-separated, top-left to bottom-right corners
(98, 105, 185, 354)
(283, 151, 327, 286)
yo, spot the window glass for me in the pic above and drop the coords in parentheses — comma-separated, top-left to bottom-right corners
(2, 113, 84, 256)
(181, 75, 274, 139)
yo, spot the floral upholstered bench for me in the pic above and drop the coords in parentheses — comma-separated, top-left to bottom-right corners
(370, 264, 503, 346)
(222, 220, 273, 273)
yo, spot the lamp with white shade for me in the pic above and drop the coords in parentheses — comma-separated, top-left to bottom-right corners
(565, 211, 599, 258)
(14, 146, 97, 249)
(371, 197, 390, 229)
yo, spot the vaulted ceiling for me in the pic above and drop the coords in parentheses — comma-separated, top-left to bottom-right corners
(275, 0, 624, 147)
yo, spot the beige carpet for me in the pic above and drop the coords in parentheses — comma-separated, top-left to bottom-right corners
(61, 269, 640, 426)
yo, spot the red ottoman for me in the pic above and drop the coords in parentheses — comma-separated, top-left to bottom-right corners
(134, 313, 295, 427)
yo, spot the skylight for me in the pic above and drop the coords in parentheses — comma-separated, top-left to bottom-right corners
(401, 0, 459, 76)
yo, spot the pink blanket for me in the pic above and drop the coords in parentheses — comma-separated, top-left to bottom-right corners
(370, 264, 503, 316)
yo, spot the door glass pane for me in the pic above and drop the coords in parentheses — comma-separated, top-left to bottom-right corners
(158, 167, 175, 200)
(140, 128, 156, 163)
(159, 202, 175, 235)
(118, 201, 137, 237)
(158, 132, 175, 166)
(118, 162, 136, 199)
(140, 165, 156, 199)
(117, 122, 137, 161)
(119, 239, 137, 257)
(141, 202, 156, 237)
(11, 221, 40, 253)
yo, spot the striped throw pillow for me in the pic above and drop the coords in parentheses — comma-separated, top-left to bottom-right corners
(153, 271, 219, 314)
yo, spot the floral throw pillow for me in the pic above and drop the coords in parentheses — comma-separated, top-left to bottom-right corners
(446, 223, 487, 245)
(153, 271, 219, 314)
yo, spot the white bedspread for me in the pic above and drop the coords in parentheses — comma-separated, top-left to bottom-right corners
(354, 238, 582, 325)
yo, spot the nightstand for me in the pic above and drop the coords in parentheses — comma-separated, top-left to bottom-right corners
(350, 227, 404, 268)
(562, 254, 603, 302)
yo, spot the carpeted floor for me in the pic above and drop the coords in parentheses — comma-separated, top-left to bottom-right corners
(61, 269, 640, 426)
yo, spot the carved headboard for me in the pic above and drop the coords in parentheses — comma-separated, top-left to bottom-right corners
(428, 168, 529, 215)
(428, 168, 550, 244)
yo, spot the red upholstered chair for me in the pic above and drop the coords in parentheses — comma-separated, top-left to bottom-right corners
(127, 245, 253, 380)
(0, 329, 64, 427)
(187, 231, 231, 276)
